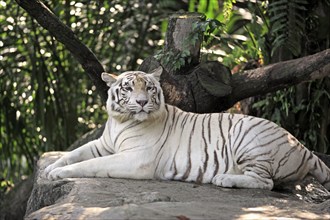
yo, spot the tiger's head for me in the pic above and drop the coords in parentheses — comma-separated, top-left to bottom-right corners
(101, 67, 165, 122)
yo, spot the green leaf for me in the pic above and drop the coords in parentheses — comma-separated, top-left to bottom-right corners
(269, 5, 288, 14)
(269, 12, 287, 23)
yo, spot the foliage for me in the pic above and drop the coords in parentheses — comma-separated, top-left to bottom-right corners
(189, 0, 330, 153)
(156, 49, 192, 72)
(0, 0, 179, 188)
(252, 79, 330, 153)
(268, 0, 308, 56)
(251, 0, 330, 153)
(189, 0, 270, 69)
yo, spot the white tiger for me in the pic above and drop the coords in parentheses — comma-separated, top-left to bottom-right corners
(45, 67, 330, 190)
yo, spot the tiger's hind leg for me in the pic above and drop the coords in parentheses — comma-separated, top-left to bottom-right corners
(212, 171, 274, 190)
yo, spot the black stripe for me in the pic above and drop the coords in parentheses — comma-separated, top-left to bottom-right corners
(118, 134, 143, 150)
(113, 121, 141, 146)
(236, 133, 288, 163)
(100, 138, 114, 154)
(208, 114, 212, 143)
(235, 128, 287, 158)
(228, 114, 233, 130)
(273, 148, 296, 176)
(213, 150, 219, 177)
(219, 114, 225, 156)
(233, 119, 268, 155)
(279, 150, 307, 180)
(170, 113, 187, 178)
(237, 149, 273, 165)
(219, 114, 229, 173)
(90, 147, 96, 158)
(115, 88, 120, 102)
(182, 115, 198, 180)
(94, 144, 102, 157)
(257, 125, 280, 140)
(189, 114, 196, 123)
(202, 115, 209, 173)
(154, 112, 173, 172)
(181, 114, 190, 128)
(257, 133, 288, 147)
(154, 108, 171, 147)
(223, 155, 229, 173)
(203, 146, 209, 173)
(246, 163, 271, 178)
(227, 116, 233, 153)
(196, 167, 203, 184)
(171, 106, 176, 122)
(120, 145, 145, 152)
(173, 111, 183, 131)
(232, 118, 244, 147)
(170, 144, 181, 179)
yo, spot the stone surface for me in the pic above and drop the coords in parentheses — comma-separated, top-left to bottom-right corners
(25, 152, 330, 219)
(0, 176, 33, 220)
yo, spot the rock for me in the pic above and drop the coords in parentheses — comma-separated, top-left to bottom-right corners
(25, 152, 330, 219)
(0, 176, 33, 220)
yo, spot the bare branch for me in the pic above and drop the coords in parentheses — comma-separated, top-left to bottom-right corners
(229, 48, 330, 106)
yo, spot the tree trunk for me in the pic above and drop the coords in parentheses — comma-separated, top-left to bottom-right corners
(163, 12, 204, 74)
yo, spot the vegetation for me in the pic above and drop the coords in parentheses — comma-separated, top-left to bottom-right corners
(0, 0, 180, 193)
(189, 0, 330, 154)
(1, 0, 329, 196)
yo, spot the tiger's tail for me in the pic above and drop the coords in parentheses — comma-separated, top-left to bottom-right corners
(308, 152, 330, 190)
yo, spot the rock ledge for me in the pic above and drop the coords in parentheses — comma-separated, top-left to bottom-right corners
(25, 152, 330, 219)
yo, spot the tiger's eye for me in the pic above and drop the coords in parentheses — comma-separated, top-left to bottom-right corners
(146, 86, 153, 91)
(123, 87, 133, 92)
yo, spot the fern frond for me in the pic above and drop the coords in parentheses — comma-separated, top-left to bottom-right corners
(269, 0, 308, 57)
(269, 5, 288, 14)
(269, 0, 288, 8)
(269, 12, 287, 23)
(271, 23, 286, 34)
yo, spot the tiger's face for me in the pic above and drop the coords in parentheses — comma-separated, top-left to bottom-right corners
(101, 67, 165, 122)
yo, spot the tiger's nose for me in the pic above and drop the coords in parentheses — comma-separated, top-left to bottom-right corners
(136, 99, 148, 107)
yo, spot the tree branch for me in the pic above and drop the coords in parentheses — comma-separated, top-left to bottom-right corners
(140, 49, 330, 113)
(15, 0, 108, 102)
(228, 49, 330, 108)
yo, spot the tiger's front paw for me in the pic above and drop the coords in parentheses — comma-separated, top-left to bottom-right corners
(44, 164, 55, 178)
(212, 174, 236, 188)
(44, 163, 62, 179)
(44, 157, 69, 179)
(47, 166, 74, 180)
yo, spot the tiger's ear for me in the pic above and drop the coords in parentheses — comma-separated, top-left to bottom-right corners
(101, 72, 117, 87)
(149, 66, 163, 81)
